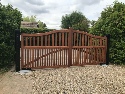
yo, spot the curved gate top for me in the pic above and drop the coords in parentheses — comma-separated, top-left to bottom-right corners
(19, 28, 107, 69)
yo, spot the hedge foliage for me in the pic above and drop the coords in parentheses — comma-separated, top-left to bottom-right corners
(90, 1, 125, 65)
(0, 4, 22, 68)
(20, 28, 55, 33)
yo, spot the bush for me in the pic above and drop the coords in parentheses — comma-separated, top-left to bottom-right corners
(90, 1, 125, 65)
(0, 4, 22, 69)
(20, 28, 55, 33)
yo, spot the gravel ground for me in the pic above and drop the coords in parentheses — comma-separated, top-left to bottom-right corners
(32, 65, 125, 94)
(0, 65, 125, 94)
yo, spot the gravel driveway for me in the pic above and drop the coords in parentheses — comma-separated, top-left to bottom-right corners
(0, 65, 125, 94)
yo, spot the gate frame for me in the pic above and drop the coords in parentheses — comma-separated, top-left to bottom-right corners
(15, 29, 110, 72)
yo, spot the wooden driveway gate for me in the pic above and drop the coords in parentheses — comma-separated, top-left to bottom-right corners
(19, 28, 108, 69)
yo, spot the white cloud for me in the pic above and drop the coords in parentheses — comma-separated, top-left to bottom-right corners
(1, 0, 125, 29)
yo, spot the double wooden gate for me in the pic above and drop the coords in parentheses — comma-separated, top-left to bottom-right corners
(20, 28, 107, 69)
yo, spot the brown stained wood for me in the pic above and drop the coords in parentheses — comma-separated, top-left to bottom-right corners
(34, 49, 36, 67)
(82, 48, 84, 65)
(39, 49, 41, 67)
(96, 48, 99, 63)
(27, 49, 29, 67)
(21, 29, 107, 69)
(89, 48, 92, 64)
(87, 36, 89, 46)
(40, 49, 44, 66)
(31, 65, 69, 69)
(56, 33, 57, 46)
(41, 36, 43, 46)
(46, 49, 48, 66)
(85, 35, 87, 46)
(30, 37, 32, 46)
(24, 49, 26, 67)
(53, 49, 55, 66)
(24, 48, 64, 67)
(82, 34, 84, 46)
(77, 33, 79, 46)
(21, 35, 24, 69)
(48, 35, 50, 46)
(61, 49, 63, 65)
(59, 33, 61, 46)
(74, 33, 76, 46)
(32, 49, 34, 68)
(45, 36, 47, 46)
(23, 45, 106, 50)
(37, 37, 39, 46)
(60, 48, 61, 65)
(68, 28, 73, 66)
(75, 49, 80, 65)
(37, 49, 39, 67)
(84, 48, 86, 64)
(52, 34, 54, 46)
(104, 48, 106, 62)
(66, 33, 68, 46)
(64, 49, 65, 65)
(73, 49, 74, 64)
(62, 32, 64, 46)
(79, 34, 81, 46)
(58, 48, 60, 65)
(22, 30, 69, 37)
(44, 49, 46, 66)
(66, 49, 68, 65)
(90, 37, 92, 46)
(25, 37, 28, 46)
(33, 37, 35, 46)
(48, 49, 50, 66)
(56, 48, 58, 65)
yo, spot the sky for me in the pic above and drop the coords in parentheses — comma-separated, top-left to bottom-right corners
(1, 0, 125, 29)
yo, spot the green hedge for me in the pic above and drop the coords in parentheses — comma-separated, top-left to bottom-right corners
(20, 28, 55, 33)
(0, 4, 22, 69)
(90, 1, 125, 65)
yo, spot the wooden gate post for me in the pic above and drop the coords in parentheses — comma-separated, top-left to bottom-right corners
(68, 28, 73, 67)
(15, 29, 20, 72)
(106, 34, 110, 65)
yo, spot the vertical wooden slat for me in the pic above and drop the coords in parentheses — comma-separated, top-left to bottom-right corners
(77, 33, 79, 46)
(44, 49, 46, 66)
(59, 33, 61, 46)
(32, 49, 34, 68)
(40, 49, 41, 67)
(82, 48, 84, 65)
(85, 34, 87, 46)
(68, 28, 73, 67)
(48, 49, 50, 66)
(30, 37, 31, 46)
(52, 34, 54, 46)
(45, 36, 47, 46)
(74, 33, 76, 46)
(42, 48, 44, 66)
(56, 48, 58, 66)
(55, 33, 57, 46)
(90, 37, 92, 46)
(66, 33, 67, 46)
(21, 34, 24, 69)
(62, 49, 64, 66)
(53, 49, 55, 66)
(94, 48, 96, 64)
(48, 35, 50, 46)
(25, 37, 28, 46)
(60, 48, 61, 65)
(62, 32, 64, 46)
(27, 49, 29, 68)
(79, 34, 81, 46)
(41, 36, 43, 46)
(82, 34, 84, 46)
